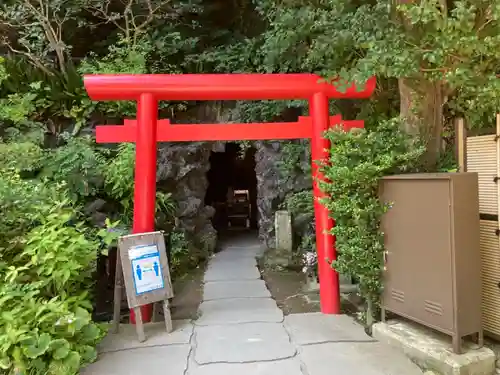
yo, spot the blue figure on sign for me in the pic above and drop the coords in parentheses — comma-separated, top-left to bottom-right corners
(136, 264, 142, 281)
(153, 261, 159, 277)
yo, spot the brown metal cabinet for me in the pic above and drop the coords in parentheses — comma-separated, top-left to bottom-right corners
(379, 173, 482, 354)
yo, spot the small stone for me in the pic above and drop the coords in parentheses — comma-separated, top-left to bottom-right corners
(469, 343, 480, 350)
(495, 368, 500, 375)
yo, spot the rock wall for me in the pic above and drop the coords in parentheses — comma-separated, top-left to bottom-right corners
(156, 142, 217, 253)
(254, 140, 312, 248)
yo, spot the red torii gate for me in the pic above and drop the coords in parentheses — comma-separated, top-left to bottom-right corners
(84, 74, 376, 323)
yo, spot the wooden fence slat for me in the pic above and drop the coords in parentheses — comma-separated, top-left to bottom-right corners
(456, 118, 467, 172)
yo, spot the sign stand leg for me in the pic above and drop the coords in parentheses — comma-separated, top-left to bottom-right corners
(134, 307, 146, 342)
(112, 255, 124, 334)
(162, 299, 173, 333)
(152, 301, 159, 319)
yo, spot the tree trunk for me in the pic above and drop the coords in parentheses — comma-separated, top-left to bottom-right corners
(399, 78, 445, 168)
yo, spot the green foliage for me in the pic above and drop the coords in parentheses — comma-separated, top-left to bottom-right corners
(0, 141, 44, 172)
(283, 190, 316, 255)
(0, 0, 83, 76)
(104, 143, 135, 210)
(236, 0, 500, 169)
(0, 57, 84, 139)
(0, 60, 45, 141)
(0, 167, 117, 375)
(255, 0, 500, 125)
(77, 38, 153, 119)
(42, 136, 107, 200)
(103, 143, 176, 226)
(320, 119, 425, 319)
(169, 229, 190, 274)
(284, 190, 314, 220)
(278, 141, 311, 178)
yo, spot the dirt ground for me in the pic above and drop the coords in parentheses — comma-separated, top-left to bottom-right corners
(259, 263, 321, 315)
(257, 258, 360, 316)
(169, 264, 206, 321)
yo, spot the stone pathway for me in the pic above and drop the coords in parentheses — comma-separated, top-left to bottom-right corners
(81, 236, 424, 375)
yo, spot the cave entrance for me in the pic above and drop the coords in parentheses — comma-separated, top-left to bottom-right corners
(205, 142, 258, 233)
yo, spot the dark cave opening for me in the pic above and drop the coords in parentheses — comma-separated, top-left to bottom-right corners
(205, 142, 258, 232)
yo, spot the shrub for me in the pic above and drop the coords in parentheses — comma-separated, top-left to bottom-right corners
(0, 166, 115, 375)
(103, 143, 176, 227)
(320, 118, 425, 323)
(41, 136, 107, 201)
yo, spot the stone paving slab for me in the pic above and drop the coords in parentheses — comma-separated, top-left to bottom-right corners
(188, 358, 305, 375)
(299, 342, 424, 375)
(223, 244, 263, 250)
(224, 247, 264, 258)
(284, 313, 375, 345)
(80, 345, 191, 375)
(97, 321, 193, 353)
(218, 236, 261, 249)
(222, 243, 263, 252)
(211, 251, 258, 261)
(213, 246, 259, 254)
(208, 256, 257, 268)
(203, 280, 271, 300)
(196, 298, 283, 325)
(194, 322, 296, 364)
(203, 263, 261, 282)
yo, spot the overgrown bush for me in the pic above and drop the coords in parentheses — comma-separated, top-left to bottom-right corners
(0, 167, 117, 375)
(42, 136, 107, 201)
(104, 143, 176, 228)
(320, 118, 425, 323)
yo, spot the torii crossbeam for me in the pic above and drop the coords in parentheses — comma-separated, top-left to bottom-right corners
(96, 116, 364, 143)
(85, 73, 376, 323)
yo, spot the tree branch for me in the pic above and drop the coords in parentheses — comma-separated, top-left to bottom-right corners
(85, 0, 170, 46)
(2, 40, 54, 76)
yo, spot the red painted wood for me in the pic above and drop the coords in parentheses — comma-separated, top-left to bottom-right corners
(84, 74, 376, 101)
(128, 93, 157, 324)
(311, 97, 339, 314)
(95, 117, 364, 143)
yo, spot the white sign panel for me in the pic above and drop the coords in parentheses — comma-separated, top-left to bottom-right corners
(128, 244, 164, 295)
